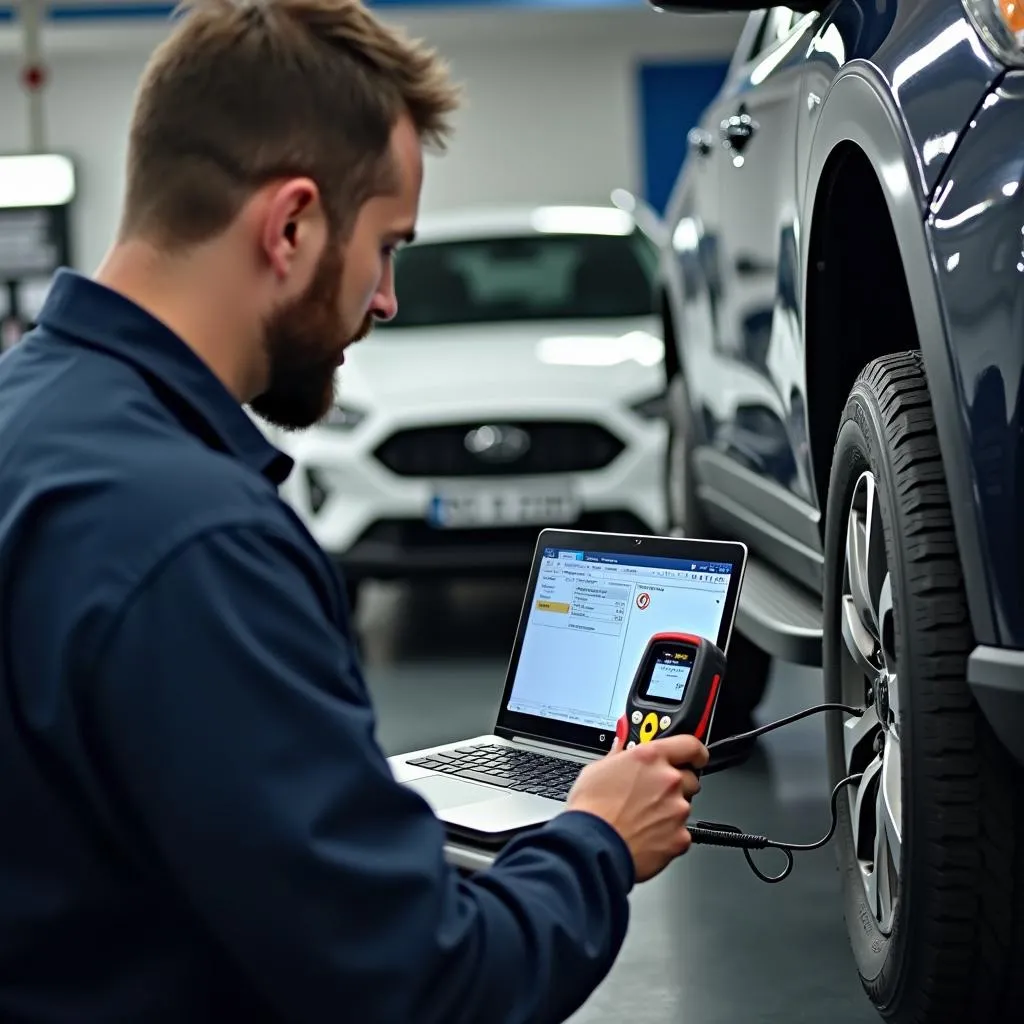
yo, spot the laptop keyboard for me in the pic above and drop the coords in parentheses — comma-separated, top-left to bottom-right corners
(406, 743, 584, 800)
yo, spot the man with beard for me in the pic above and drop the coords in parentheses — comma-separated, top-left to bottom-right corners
(0, 1, 708, 1022)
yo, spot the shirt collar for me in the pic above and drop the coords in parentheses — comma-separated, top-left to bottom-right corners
(36, 269, 293, 486)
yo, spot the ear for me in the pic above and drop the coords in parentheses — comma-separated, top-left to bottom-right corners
(260, 178, 325, 281)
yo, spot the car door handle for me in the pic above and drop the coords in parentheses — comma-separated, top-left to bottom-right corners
(687, 127, 714, 157)
(720, 111, 758, 153)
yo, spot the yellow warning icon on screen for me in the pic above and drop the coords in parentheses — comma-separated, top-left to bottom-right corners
(639, 712, 659, 744)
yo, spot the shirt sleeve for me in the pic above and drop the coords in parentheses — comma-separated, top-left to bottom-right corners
(86, 522, 635, 1024)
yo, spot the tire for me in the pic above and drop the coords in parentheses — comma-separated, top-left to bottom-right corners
(823, 351, 1024, 1022)
(664, 369, 770, 733)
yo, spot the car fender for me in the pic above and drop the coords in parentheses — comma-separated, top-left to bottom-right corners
(801, 60, 995, 643)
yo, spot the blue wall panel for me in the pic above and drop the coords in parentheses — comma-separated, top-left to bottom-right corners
(637, 60, 729, 215)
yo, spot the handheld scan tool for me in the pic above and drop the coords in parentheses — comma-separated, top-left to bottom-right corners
(615, 632, 728, 749)
(609, 629, 873, 886)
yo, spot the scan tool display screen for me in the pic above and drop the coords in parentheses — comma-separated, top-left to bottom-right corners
(640, 644, 695, 705)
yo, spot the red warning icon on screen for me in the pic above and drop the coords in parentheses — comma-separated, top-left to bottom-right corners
(636, 591, 651, 610)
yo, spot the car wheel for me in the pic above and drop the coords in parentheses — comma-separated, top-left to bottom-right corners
(823, 351, 1024, 1022)
(664, 371, 770, 736)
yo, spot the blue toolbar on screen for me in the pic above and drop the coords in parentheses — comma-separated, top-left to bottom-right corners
(541, 547, 733, 575)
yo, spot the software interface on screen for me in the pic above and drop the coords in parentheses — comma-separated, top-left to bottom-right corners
(506, 546, 734, 731)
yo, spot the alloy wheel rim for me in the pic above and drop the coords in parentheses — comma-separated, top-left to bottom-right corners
(840, 470, 903, 935)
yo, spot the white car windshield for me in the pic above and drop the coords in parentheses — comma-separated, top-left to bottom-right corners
(381, 231, 658, 329)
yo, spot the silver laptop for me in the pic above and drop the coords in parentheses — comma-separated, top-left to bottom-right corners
(388, 528, 748, 847)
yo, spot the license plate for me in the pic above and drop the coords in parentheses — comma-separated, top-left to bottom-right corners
(427, 485, 577, 529)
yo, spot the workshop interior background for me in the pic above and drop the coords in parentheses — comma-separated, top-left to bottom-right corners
(0, 3, 743, 281)
(2, 2, 980, 1023)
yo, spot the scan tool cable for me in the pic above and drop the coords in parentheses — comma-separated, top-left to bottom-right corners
(616, 637, 870, 884)
(687, 702, 867, 884)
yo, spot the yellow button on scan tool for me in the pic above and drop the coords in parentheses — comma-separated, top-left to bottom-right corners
(639, 712, 659, 743)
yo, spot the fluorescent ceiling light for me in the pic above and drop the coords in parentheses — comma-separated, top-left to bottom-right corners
(0, 154, 76, 209)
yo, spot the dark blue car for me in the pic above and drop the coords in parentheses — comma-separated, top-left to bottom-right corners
(651, 0, 1024, 1019)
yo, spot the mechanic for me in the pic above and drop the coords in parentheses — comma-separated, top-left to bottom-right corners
(0, 1, 708, 1022)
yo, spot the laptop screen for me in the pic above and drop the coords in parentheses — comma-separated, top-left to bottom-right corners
(501, 540, 740, 743)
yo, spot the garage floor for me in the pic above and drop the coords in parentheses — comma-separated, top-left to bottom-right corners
(357, 580, 880, 1024)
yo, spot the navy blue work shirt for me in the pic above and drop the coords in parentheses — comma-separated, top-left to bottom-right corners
(0, 270, 635, 1024)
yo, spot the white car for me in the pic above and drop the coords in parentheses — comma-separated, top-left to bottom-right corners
(274, 201, 669, 607)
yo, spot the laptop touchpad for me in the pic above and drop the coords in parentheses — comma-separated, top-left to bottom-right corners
(407, 775, 501, 812)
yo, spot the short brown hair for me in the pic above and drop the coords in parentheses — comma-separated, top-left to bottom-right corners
(120, 0, 460, 248)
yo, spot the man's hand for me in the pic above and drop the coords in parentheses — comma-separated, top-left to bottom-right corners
(566, 734, 709, 882)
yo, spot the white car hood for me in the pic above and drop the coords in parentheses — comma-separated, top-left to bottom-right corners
(336, 317, 664, 408)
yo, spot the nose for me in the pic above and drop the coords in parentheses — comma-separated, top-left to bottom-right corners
(370, 262, 398, 322)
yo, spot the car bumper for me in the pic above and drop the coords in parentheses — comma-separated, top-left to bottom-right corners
(968, 645, 1024, 766)
(275, 404, 668, 579)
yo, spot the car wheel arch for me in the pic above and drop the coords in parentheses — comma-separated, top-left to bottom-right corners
(800, 60, 995, 643)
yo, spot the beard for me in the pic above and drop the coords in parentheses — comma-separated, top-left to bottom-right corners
(250, 244, 373, 431)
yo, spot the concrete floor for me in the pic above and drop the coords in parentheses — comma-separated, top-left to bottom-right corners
(355, 579, 880, 1024)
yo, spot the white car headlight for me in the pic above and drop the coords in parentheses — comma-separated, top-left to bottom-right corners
(322, 404, 367, 430)
(964, 0, 1024, 66)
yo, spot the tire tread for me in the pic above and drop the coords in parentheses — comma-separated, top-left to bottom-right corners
(840, 351, 1024, 1021)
